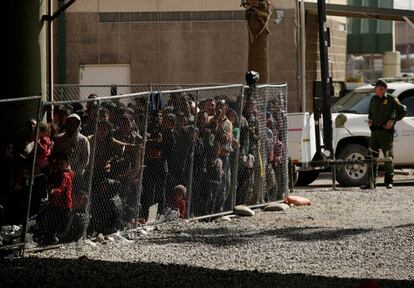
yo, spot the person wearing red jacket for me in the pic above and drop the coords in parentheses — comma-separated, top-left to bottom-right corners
(48, 159, 74, 209)
(37, 152, 73, 245)
(35, 123, 52, 172)
(174, 185, 187, 219)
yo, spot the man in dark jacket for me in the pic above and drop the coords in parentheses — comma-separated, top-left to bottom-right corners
(364, 79, 407, 189)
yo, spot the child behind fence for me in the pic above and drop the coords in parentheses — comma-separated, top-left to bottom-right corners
(37, 151, 73, 245)
(36, 123, 52, 173)
(174, 185, 187, 219)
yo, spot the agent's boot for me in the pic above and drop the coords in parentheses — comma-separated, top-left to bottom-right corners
(384, 174, 393, 189)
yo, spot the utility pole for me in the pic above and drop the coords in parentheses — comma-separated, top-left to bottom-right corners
(300, 0, 307, 112)
(242, 0, 272, 83)
(317, 0, 336, 188)
(317, 0, 333, 156)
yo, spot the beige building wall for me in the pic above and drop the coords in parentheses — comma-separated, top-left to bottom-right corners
(59, 0, 347, 112)
(68, 0, 295, 12)
(68, 0, 242, 12)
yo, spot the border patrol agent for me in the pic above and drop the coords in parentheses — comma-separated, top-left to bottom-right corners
(363, 79, 407, 189)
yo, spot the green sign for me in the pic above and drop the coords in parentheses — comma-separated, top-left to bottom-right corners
(347, 0, 393, 54)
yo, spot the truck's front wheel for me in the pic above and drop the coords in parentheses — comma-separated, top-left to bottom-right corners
(336, 144, 369, 186)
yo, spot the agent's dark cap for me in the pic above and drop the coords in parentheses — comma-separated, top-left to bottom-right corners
(373, 79, 388, 89)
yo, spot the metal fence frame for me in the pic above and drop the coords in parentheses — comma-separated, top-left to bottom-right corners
(0, 84, 288, 253)
(0, 96, 42, 256)
(51, 84, 226, 102)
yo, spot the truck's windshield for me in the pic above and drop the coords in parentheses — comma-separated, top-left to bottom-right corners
(332, 90, 374, 114)
(333, 89, 396, 114)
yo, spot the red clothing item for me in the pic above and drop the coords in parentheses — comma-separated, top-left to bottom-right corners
(178, 199, 186, 219)
(49, 170, 74, 209)
(36, 136, 52, 168)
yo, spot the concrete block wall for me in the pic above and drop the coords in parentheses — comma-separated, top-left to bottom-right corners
(56, 5, 346, 112)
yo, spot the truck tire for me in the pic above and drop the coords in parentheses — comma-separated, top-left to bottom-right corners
(295, 170, 320, 186)
(336, 144, 369, 187)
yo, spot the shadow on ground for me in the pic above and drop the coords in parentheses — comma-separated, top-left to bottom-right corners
(0, 257, 412, 288)
(147, 226, 373, 247)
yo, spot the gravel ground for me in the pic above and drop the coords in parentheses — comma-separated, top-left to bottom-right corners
(1, 186, 413, 287)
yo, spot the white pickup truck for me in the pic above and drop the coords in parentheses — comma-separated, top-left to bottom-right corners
(288, 79, 414, 186)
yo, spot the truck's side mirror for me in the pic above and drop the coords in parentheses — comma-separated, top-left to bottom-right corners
(335, 113, 347, 128)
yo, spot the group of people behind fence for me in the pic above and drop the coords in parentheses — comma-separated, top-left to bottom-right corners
(141, 90, 286, 217)
(0, 88, 286, 244)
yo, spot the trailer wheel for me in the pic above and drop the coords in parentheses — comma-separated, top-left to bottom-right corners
(295, 170, 320, 186)
(336, 144, 369, 187)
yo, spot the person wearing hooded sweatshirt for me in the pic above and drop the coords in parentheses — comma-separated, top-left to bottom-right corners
(54, 113, 90, 194)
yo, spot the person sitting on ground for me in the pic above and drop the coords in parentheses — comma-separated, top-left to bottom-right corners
(174, 184, 187, 219)
(36, 152, 73, 245)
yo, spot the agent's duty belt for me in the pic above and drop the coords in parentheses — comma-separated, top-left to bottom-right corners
(370, 125, 386, 130)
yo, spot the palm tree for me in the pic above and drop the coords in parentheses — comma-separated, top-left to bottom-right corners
(241, 0, 272, 83)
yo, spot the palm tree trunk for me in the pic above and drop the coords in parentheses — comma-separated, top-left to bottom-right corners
(242, 0, 272, 84)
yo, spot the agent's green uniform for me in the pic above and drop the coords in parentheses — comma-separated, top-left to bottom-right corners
(368, 93, 407, 185)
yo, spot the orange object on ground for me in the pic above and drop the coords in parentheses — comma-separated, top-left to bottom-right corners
(284, 195, 311, 206)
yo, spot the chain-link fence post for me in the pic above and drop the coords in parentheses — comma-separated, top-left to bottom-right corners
(230, 86, 245, 208)
(262, 86, 269, 202)
(185, 90, 199, 219)
(280, 84, 289, 198)
(288, 157, 294, 194)
(20, 98, 43, 256)
(247, 85, 265, 205)
(135, 92, 151, 223)
(82, 100, 101, 239)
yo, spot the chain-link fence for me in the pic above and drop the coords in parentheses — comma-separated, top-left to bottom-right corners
(38, 91, 150, 244)
(0, 83, 288, 252)
(233, 85, 288, 209)
(262, 85, 289, 201)
(0, 96, 42, 254)
(51, 84, 224, 102)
